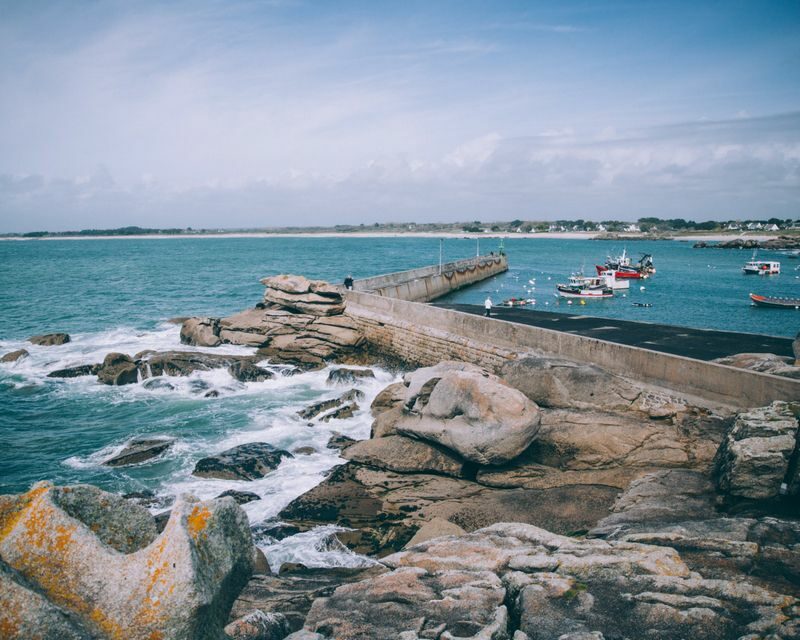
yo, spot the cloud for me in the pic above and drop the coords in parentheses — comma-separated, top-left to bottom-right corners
(2, 111, 797, 231)
(1, 2, 798, 231)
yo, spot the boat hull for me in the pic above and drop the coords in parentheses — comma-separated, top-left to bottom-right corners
(557, 286, 613, 298)
(595, 265, 644, 279)
(749, 293, 800, 308)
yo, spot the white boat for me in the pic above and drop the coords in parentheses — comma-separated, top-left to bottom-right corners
(742, 260, 780, 275)
(556, 274, 613, 298)
(598, 269, 630, 290)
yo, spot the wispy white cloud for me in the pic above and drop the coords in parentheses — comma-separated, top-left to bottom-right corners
(0, 1, 798, 231)
(2, 112, 798, 231)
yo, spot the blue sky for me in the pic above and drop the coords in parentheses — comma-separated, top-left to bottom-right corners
(0, 0, 798, 231)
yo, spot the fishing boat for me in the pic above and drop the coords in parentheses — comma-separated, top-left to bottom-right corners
(557, 274, 613, 298)
(742, 259, 780, 275)
(598, 269, 630, 290)
(595, 248, 654, 279)
(749, 293, 800, 308)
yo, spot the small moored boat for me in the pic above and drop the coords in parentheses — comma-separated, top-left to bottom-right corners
(557, 274, 613, 298)
(749, 293, 800, 308)
(742, 260, 780, 275)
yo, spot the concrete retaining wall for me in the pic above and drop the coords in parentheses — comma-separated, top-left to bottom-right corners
(345, 290, 800, 408)
(353, 254, 507, 302)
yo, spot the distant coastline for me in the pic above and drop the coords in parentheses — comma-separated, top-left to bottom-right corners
(0, 230, 785, 242)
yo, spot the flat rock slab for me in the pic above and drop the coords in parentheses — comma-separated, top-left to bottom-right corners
(194, 443, 294, 480)
(28, 333, 70, 346)
(230, 566, 386, 632)
(343, 434, 469, 478)
(279, 462, 619, 556)
(47, 363, 101, 378)
(103, 438, 175, 467)
(302, 566, 508, 640)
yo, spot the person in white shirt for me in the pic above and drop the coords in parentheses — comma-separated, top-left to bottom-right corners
(484, 296, 493, 317)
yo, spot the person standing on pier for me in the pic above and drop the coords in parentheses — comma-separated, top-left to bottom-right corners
(484, 296, 493, 317)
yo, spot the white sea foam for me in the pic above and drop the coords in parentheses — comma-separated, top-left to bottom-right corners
(258, 525, 379, 574)
(0, 323, 253, 384)
(3, 323, 401, 569)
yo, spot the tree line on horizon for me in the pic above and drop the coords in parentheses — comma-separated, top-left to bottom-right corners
(6, 216, 799, 237)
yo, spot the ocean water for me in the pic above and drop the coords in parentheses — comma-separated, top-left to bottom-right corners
(1, 236, 798, 567)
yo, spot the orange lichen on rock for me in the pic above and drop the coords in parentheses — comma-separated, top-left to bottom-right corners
(0, 485, 254, 640)
(0, 483, 49, 542)
(187, 505, 211, 540)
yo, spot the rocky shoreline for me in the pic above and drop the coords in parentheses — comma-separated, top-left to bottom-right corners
(1, 274, 799, 639)
(693, 235, 800, 250)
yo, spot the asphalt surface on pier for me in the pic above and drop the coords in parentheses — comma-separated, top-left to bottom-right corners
(434, 303, 795, 361)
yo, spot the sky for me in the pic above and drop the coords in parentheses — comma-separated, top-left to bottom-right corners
(0, 0, 798, 232)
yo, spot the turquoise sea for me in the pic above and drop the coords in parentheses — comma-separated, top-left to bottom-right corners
(1, 236, 798, 568)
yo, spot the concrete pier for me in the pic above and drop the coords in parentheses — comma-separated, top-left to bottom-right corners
(343, 257, 800, 408)
(353, 254, 508, 302)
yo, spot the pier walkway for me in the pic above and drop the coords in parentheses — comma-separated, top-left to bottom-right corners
(434, 304, 795, 362)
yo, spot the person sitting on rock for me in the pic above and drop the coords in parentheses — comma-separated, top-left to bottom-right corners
(344, 275, 354, 290)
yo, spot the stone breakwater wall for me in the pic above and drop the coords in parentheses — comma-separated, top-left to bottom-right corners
(345, 290, 800, 408)
(353, 254, 508, 302)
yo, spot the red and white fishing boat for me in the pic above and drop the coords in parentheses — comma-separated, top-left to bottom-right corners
(595, 249, 654, 279)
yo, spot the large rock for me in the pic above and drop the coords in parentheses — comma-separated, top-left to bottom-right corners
(28, 332, 70, 346)
(342, 434, 470, 478)
(394, 369, 541, 465)
(475, 408, 725, 492)
(215, 308, 364, 368)
(96, 352, 140, 385)
(714, 401, 799, 502)
(298, 389, 364, 421)
(326, 367, 375, 386)
(0, 482, 254, 640)
(713, 352, 800, 380)
(500, 355, 643, 411)
(260, 275, 345, 316)
(143, 351, 248, 377)
(370, 381, 406, 415)
(180, 317, 221, 347)
(194, 442, 294, 480)
(228, 360, 274, 382)
(103, 437, 174, 467)
(0, 349, 28, 363)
